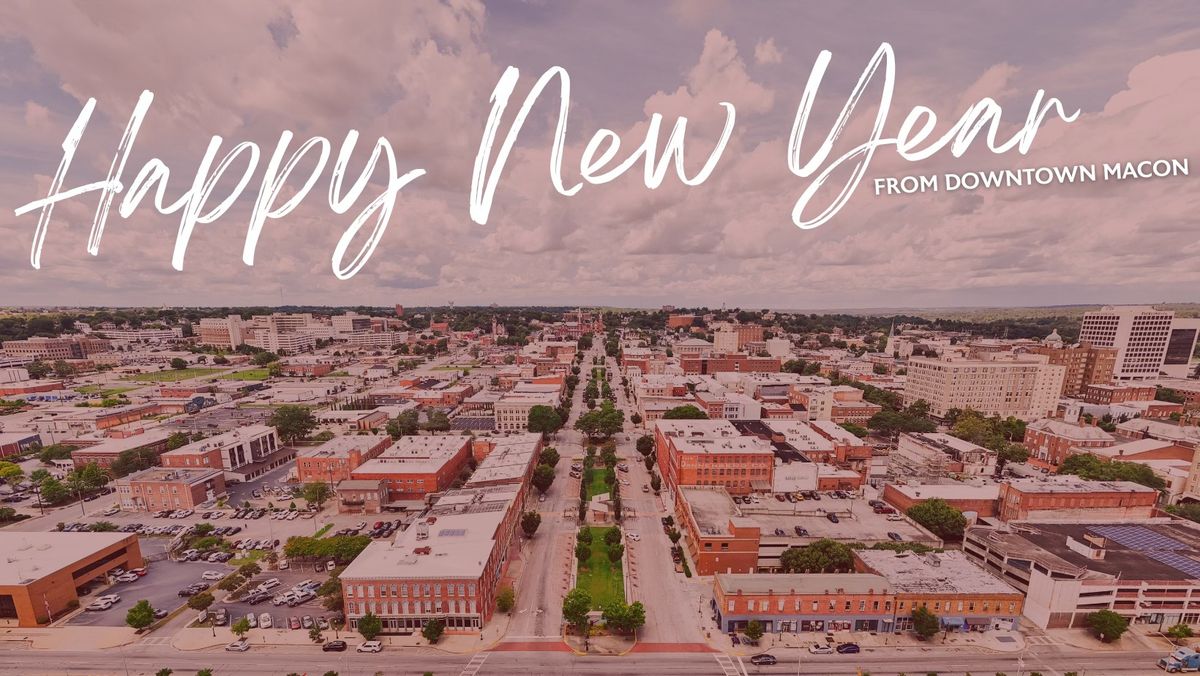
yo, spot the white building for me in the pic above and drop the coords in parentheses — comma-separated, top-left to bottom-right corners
(904, 356, 1064, 421)
(1079, 306, 1175, 381)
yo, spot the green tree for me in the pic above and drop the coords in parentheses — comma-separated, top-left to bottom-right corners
(521, 510, 542, 537)
(252, 351, 280, 366)
(308, 625, 325, 644)
(421, 618, 445, 644)
(170, 358, 188, 370)
(607, 542, 624, 563)
(496, 587, 515, 613)
(1085, 610, 1128, 643)
(650, 475, 662, 492)
(197, 670, 213, 676)
(302, 481, 334, 511)
(357, 611, 382, 641)
(0, 462, 24, 491)
(237, 562, 261, 578)
(1058, 453, 1165, 490)
(636, 435, 654, 456)
(912, 605, 940, 640)
(662, 405, 707, 420)
(187, 592, 214, 612)
(539, 447, 561, 468)
(562, 587, 592, 634)
(25, 360, 51, 379)
(156, 669, 173, 676)
(604, 528, 622, 546)
(230, 617, 252, 640)
(841, 423, 869, 438)
(531, 464, 556, 495)
(906, 499, 967, 541)
(422, 411, 451, 432)
(527, 405, 563, 435)
(89, 521, 119, 532)
(125, 599, 156, 630)
(744, 619, 764, 643)
(386, 410, 420, 439)
(574, 401, 624, 439)
(38, 443, 73, 464)
(779, 539, 854, 573)
(1166, 623, 1194, 640)
(602, 600, 646, 634)
(268, 405, 318, 443)
(110, 448, 159, 477)
(575, 541, 591, 566)
(38, 477, 69, 504)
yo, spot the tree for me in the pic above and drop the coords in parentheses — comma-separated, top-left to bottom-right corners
(603, 600, 646, 634)
(252, 351, 280, 366)
(38, 443, 73, 464)
(197, 670, 213, 676)
(53, 360, 75, 378)
(662, 405, 707, 420)
(562, 587, 592, 633)
(217, 575, 243, 592)
(0, 462, 24, 491)
(111, 447, 159, 477)
(1085, 609, 1128, 643)
(496, 587, 515, 614)
(421, 618, 445, 644)
(26, 360, 51, 379)
(527, 405, 563, 435)
(1058, 453, 1165, 490)
(538, 447, 560, 468)
(667, 528, 681, 545)
(578, 527, 594, 544)
(302, 482, 334, 511)
(232, 615, 254, 640)
(125, 599, 156, 630)
(630, 413, 642, 425)
(237, 562, 262, 578)
(357, 611, 382, 641)
(422, 411, 451, 432)
(89, 521, 119, 532)
(636, 435, 654, 456)
(156, 669, 173, 676)
(39, 477, 69, 504)
(1166, 623, 1194, 640)
(912, 605, 940, 640)
(531, 464, 556, 495)
(779, 539, 854, 573)
(187, 592, 214, 612)
(906, 499, 967, 541)
(744, 619, 764, 643)
(308, 625, 324, 644)
(604, 528, 622, 546)
(170, 358, 188, 370)
(607, 542, 624, 563)
(521, 511, 542, 537)
(650, 475, 662, 492)
(269, 405, 317, 443)
(575, 541, 591, 565)
(386, 410, 420, 439)
(574, 401, 624, 439)
(841, 423, 869, 438)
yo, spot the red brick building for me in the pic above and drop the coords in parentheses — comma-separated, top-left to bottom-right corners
(997, 478, 1158, 522)
(680, 353, 781, 375)
(677, 487, 761, 575)
(296, 435, 393, 484)
(117, 467, 226, 511)
(348, 435, 472, 503)
(655, 420, 775, 496)
(1025, 419, 1116, 469)
(1081, 384, 1157, 405)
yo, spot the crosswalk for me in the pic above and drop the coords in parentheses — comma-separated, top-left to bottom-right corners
(1026, 635, 1063, 646)
(460, 653, 489, 676)
(139, 636, 172, 646)
(713, 653, 746, 676)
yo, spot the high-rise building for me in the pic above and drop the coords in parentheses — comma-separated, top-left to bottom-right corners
(1027, 342, 1116, 397)
(1164, 318, 1200, 379)
(197, 314, 245, 348)
(1079, 306, 1174, 381)
(903, 356, 1065, 421)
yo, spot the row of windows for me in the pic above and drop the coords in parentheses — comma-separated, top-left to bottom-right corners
(728, 597, 1018, 614)
(348, 599, 477, 615)
(347, 582, 477, 598)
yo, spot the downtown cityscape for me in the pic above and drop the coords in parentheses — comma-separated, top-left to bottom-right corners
(0, 303, 1197, 676)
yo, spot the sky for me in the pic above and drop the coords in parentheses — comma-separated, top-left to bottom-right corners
(1, 1, 1198, 309)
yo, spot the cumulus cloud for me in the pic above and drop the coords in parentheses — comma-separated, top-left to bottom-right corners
(754, 38, 782, 65)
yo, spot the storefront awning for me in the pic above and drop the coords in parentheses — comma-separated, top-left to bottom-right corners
(941, 617, 965, 627)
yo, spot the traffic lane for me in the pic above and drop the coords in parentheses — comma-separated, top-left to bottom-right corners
(69, 559, 226, 627)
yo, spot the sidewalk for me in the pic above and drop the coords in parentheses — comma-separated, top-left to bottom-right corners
(171, 612, 513, 655)
(0, 626, 138, 651)
(713, 628, 1027, 657)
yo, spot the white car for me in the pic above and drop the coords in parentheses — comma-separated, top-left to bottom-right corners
(886, 513, 904, 521)
(357, 640, 383, 653)
(115, 572, 139, 583)
(97, 594, 121, 604)
(259, 613, 273, 629)
(86, 600, 114, 611)
(202, 570, 225, 581)
(225, 640, 250, 652)
(808, 643, 833, 655)
(245, 613, 258, 628)
(626, 532, 640, 541)
(286, 511, 298, 520)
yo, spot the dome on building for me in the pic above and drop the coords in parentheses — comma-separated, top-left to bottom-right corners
(1044, 328, 1064, 347)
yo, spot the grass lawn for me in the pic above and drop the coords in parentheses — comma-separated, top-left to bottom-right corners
(314, 523, 333, 538)
(575, 526, 625, 610)
(74, 384, 138, 396)
(216, 368, 270, 381)
(122, 367, 222, 382)
(585, 467, 613, 500)
(229, 549, 266, 567)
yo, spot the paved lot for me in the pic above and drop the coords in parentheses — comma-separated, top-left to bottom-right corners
(225, 464, 297, 508)
(216, 568, 332, 632)
(69, 559, 228, 627)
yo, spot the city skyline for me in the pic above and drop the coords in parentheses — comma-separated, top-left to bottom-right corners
(2, 1, 1199, 307)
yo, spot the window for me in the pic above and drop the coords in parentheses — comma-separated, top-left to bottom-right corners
(727, 601, 735, 612)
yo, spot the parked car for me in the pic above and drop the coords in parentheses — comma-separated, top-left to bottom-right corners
(357, 640, 383, 653)
(750, 654, 777, 666)
(887, 532, 903, 542)
(794, 526, 809, 537)
(115, 572, 139, 583)
(98, 594, 120, 604)
(86, 600, 114, 611)
(808, 643, 833, 655)
(245, 613, 258, 629)
(225, 639, 250, 652)
(887, 513, 904, 521)
(288, 616, 301, 630)
(322, 640, 347, 652)
(836, 642, 860, 654)
(774, 528, 786, 536)
(826, 513, 840, 523)
(153, 608, 168, 619)
(774, 494, 786, 502)
(301, 615, 314, 629)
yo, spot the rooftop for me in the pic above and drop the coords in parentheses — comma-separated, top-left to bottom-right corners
(162, 424, 275, 457)
(299, 435, 386, 459)
(353, 435, 468, 475)
(857, 550, 1022, 596)
(124, 466, 223, 484)
(903, 432, 990, 456)
(1006, 477, 1157, 495)
(886, 482, 1001, 502)
(0, 532, 134, 585)
(340, 484, 519, 580)
(716, 572, 891, 596)
(1028, 419, 1116, 442)
(466, 433, 540, 486)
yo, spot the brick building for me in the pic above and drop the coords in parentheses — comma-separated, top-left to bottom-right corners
(996, 477, 1158, 521)
(347, 435, 472, 503)
(654, 420, 775, 496)
(1028, 342, 1116, 397)
(880, 482, 1001, 518)
(1081, 383, 1158, 405)
(296, 435, 394, 484)
(116, 467, 226, 511)
(68, 429, 174, 471)
(679, 353, 781, 375)
(1024, 418, 1116, 469)
(676, 486, 761, 575)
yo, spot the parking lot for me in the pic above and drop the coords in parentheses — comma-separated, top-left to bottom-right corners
(69, 559, 230, 627)
(215, 567, 336, 634)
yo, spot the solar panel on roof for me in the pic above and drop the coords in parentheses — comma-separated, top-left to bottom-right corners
(438, 528, 467, 537)
(1086, 525, 1200, 578)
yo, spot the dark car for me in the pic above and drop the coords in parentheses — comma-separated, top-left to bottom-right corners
(785, 493, 797, 503)
(322, 640, 348, 652)
(153, 608, 169, 619)
(773, 528, 786, 537)
(793, 526, 809, 537)
(826, 513, 840, 523)
(749, 654, 777, 666)
(836, 642, 860, 654)
(887, 531, 903, 542)
(774, 494, 786, 502)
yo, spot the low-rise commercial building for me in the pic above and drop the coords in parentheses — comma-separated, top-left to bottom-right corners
(68, 429, 174, 471)
(296, 435, 393, 484)
(116, 467, 226, 511)
(0, 432, 41, 458)
(655, 420, 775, 497)
(339, 484, 523, 635)
(0, 532, 142, 627)
(997, 477, 1159, 521)
(714, 573, 894, 634)
(1024, 419, 1116, 469)
(881, 482, 1001, 519)
(348, 435, 472, 503)
(893, 432, 996, 480)
(160, 424, 293, 483)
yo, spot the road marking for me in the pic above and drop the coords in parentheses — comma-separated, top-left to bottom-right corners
(713, 654, 740, 676)
(460, 652, 488, 676)
(735, 655, 749, 676)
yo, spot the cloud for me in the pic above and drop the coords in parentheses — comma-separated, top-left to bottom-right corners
(754, 38, 782, 65)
